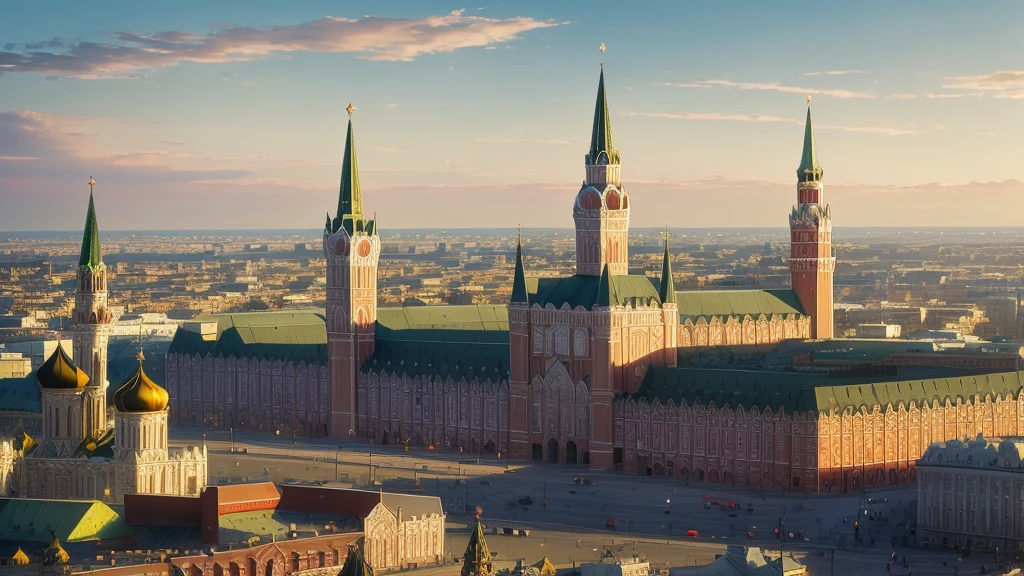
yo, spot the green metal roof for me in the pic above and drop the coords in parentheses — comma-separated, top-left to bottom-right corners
(0, 499, 132, 543)
(586, 66, 620, 166)
(168, 310, 328, 363)
(798, 100, 823, 183)
(636, 367, 1024, 414)
(78, 191, 102, 269)
(675, 289, 805, 321)
(366, 336, 509, 382)
(528, 273, 662, 309)
(369, 306, 510, 380)
(775, 338, 939, 362)
(377, 305, 508, 331)
(0, 373, 41, 413)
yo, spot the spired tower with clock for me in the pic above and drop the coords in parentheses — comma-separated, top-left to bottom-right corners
(323, 103, 380, 439)
(789, 96, 835, 339)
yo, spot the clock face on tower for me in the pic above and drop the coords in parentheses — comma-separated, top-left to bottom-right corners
(357, 239, 371, 258)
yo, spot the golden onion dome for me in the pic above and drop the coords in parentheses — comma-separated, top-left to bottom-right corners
(113, 357, 168, 413)
(37, 342, 89, 390)
(11, 547, 30, 566)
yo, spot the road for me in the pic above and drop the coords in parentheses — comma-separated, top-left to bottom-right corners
(172, 427, 1010, 576)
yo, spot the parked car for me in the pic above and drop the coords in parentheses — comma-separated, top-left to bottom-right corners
(518, 496, 533, 506)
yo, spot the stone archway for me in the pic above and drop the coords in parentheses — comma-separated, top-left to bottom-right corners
(697, 469, 705, 481)
(248, 559, 257, 576)
(723, 471, 733, 485)
(265, 559, 274, 576)
(382, 429, 390, 446)
(653, 462, 665, 476)
(565, 441, 578, 465)
(680, 467, 690, 481)
(228, 563, 240, 576)
(484, 439, 496, 454)
(708, 469, 720, 483)
(532, 443, 543, 460)
(547, 438, 559, 464)
(214, 563, 224, 576)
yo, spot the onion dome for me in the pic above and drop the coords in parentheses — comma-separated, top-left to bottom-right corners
(37, 342, 89, 390)
(113, 351, 168, 412)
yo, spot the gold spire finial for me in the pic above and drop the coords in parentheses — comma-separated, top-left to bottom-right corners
(599, 43, 606, 53)
(136, 323, 146, 364)
(517, 224, 522, 244)
(346, 102, 355, 116)
(807, 94, 812, 104)
(88, 176, 95, 192)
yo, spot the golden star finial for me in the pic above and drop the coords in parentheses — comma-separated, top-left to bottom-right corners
(599, 43, 606, 53)
(807, 94, 812, 103)
(88, 176, 95, 191)
(346, 102, 355, 116)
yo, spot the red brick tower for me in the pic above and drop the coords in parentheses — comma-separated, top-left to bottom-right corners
(508, 227, 530, 460)
(789, 97, 835, 339)
(323, 103, 379, 439)
(573, 65, 629, 277)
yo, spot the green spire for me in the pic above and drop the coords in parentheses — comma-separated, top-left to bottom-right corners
(596, 263, 612, 308)
(511, 226, 528, 304)
(78, 178, 101, 269)
(797, 96, 823, 183)
(324, 212, 332, 231)
(461, 512, 493, 576)
(586, 66, 620, 166)
(659, 232, 676, 306)
(333, 104, 363, 235)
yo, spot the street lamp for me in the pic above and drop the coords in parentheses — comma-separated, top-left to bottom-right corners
(667, 498, 673, 514)
(335, 446, 341, 482)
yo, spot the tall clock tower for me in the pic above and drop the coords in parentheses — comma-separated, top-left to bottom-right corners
(789, 97, 835, 339)
(323, 104, 379, 439)
(74, 177, 113, 438)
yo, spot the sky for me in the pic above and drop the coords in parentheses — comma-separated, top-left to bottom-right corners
(0, 1, 1022, 231)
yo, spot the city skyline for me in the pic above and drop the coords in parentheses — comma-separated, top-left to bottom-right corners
(1, 0, 1022, 231)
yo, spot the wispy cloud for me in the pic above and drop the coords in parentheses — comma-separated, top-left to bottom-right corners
(942, 71, 1024, 99)
(888, 93, 917, 100)
(803, 70, 867, 76)
(658, 79, 876, 99)
(0, 10, 563, 78)
(619, 111, 920, 135)
(474, 135, 584, 145)
(372, 103, 399, 108)
(367, 146, 418, 153)
(0, 156, 39, 161)
(923, 93, 968, 99)
(156, 140, 187, 146)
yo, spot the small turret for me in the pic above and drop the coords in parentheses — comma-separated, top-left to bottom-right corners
(596, 264, 612, 308)
(658, 233, 676, 306)
(511, 227, 528, 305)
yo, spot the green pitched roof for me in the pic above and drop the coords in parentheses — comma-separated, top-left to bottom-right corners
(675, 289, 805, 321)
(0, 499, 132, 543)
(0, 373, 41, 413)
(659, 238, 676, 305)
(586, 67, 620, 166)
(528, 273, 662, 310)
(511, 231, 528, 304)
(797, 100, 823, 183)
(377, 305, 508, 331)
(636, 367, 1024, 415)
(79, 191, 102, 269)
(370, 306, 509, 381)
(168, 310, 328, 363)
(367, 334, 509, 382)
